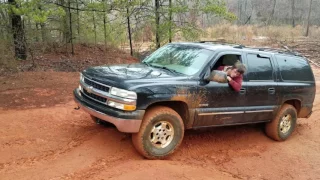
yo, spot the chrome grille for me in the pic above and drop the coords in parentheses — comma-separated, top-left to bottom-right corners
(81, 88, 107, 104)
(84, 77, 110, 92)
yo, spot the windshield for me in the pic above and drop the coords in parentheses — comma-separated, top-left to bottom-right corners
(143, 44, 213, 76)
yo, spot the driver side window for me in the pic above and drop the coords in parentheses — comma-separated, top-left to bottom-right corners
(206, 54, 243, 83)
(212, 54, 243, 71)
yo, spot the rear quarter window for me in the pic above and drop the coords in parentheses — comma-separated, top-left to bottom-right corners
(276, 55, 314, 82)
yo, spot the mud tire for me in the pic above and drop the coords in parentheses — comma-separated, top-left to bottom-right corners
(265, 104, 297, 141)
(132, 106, 184, 159)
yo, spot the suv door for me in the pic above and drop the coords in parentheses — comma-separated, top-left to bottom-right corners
(193, 52, 246, 127)
(242, 53, 280, 122)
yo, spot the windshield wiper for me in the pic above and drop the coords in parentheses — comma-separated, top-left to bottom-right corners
(143, 62, 161, 69)
(160, 66, 177, 74)
(159, 66, 184, 75)
(142, 61, 151, 67)
(144, 62, 182, 74)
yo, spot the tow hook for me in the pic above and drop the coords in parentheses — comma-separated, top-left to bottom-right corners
(74, 106, 80, 110)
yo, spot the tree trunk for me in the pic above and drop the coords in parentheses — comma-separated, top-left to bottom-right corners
(91, 0, 96, 45)
(93, 12, 97, 45)
(237, 0, 242, 25)
(155, 0, 160, 48)
(35, 23, 40, 42)
(103, 0, 107, 47)
(38, 4, 47, 43)
(68, 0, 74, 55)
(8, 0, 27, 60)
(269, 0, 277, 25)
(244, 0, 247, 22)
(103, 15, 107, 47)
(168, 0, 172, 43)
(127, 5, 133, 56)
(305, 0, 312, 36)
(292, 0, 295, 27)
(40, 23, 46, 42)
(0, 9, 9, 41)
(60, 0, 69, 53)
(76, 0, 80, 42)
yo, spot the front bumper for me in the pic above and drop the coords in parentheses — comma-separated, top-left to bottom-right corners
(74, 88, 144, 133)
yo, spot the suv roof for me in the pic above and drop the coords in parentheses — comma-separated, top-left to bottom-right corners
(171, 41, 303, 58)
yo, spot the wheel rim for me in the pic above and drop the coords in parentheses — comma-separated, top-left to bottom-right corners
(149, 121, 174, 148)
(280, 114, 292, 134)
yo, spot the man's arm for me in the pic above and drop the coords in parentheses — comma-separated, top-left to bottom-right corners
(227, 76, 243, 92)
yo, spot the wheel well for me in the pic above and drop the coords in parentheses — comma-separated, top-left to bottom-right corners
(146, 101, 189, 128)
(284, 99, 301, 113)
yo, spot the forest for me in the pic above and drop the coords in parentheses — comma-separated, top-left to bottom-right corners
(0, 0, 319, 71)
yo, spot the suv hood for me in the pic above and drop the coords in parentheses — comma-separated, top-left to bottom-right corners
(82, 63, 187, 89)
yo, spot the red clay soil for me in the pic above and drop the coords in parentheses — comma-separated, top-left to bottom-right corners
(0, 67, 319, 180)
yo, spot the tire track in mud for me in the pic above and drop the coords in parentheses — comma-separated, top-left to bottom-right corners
(0, 125, 101, 173)
(160, 127, 269, 180)
(50, 156, 129, 180)
(172, 126, 268, 163)
(217, 167, 251, 180)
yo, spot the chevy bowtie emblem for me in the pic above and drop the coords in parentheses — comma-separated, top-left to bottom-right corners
(86, 86, 94, 93)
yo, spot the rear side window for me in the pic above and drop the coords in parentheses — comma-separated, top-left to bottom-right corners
(276, 55, 314, 81)
(246, 54, 273, 81)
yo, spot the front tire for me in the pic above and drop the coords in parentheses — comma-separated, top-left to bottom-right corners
(265, 104, 297, 141)
(132, 106, 184, 159)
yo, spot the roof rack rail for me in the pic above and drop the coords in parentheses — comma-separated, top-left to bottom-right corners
(244, 46, 302, 57)
(198, 40, 245, 47)
(198, 41, 302, 57)
(198, 40, 229, 43)
(234, 44, 245, 49)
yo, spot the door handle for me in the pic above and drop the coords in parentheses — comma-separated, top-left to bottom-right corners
(239, 88, 246, 94)
(268, 88, 275, 94)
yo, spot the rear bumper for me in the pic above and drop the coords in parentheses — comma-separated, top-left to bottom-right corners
(73, 88, 143, 133)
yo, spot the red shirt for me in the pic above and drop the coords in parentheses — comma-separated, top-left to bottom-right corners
(217, 66, 243, 92)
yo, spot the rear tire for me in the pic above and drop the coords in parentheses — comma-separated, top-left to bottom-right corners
(265, 104, 297, 141)
(132, 106, 184, 159)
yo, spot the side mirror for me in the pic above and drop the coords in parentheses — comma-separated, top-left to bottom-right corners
(204, 70, 228, 83)
(203, 68, 211, 82)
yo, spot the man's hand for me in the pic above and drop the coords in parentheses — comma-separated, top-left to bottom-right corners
(227, 76, 232, 82)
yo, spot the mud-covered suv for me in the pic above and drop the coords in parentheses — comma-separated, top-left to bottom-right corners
(74, 42, 316, 159)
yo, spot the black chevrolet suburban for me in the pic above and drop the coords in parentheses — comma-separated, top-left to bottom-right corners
(73, 42, 316, 159)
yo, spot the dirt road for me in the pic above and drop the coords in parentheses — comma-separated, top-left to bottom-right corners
(0, 68, 319, 180)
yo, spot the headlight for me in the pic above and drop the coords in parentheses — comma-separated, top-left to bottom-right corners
(108, 100, 136, 111)
(80, 73, 84, 82)
(110, 87, 137, 99)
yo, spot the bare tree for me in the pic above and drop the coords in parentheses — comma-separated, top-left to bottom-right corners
(155, 0, 160, 48)
(76, 0, 80, 42)
(8, 0, 27, 60)
(127, 1, 133, 56)
(291, 0, 295, 27)
(269, 0, 277, 25)
(68, 0, 74, 54)
(305, 0, 313, 36)
(237, 0, 242, 24)
(93, 13, 97, 44)
(168, 0, 172, 43)
(102, 0, 107, 47)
